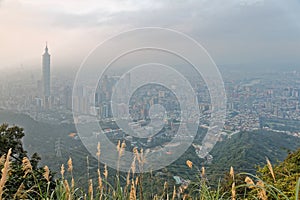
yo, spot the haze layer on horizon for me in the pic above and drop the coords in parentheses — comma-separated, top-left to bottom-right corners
(1, 0, 300, 73)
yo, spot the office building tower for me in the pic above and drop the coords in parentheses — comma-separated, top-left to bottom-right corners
(42, 43, 51, 97)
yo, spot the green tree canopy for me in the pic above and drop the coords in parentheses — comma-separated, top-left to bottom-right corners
(0, 123, 55, 199)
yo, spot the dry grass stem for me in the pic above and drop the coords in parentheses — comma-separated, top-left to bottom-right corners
(119, 141, 126, 158)
(201, 167, 205, 178)
(14, 183, 26, 199)
(172, 186, 176, 200)
(186, 160, 193, 169)
(116, 140, 121, 153)
(256, 180, 268, 200)
(61, 164, 65, 179)
(0, 155, 5, 167)
(133, 147, 141, 164)
(129, 180, 136, 200)
(22, 157, 32, 178)
(43, 165, 50, 182)
(71, 177, 75, 193)
(126, 170, 131, 187)
(86, 156, 90, 181)
(67, 157, 73, 173)
(266, 157, 276, 183)
(64, 179, 70, 200)
(103, 164, 108, 180)
(97, 169, 103, 191)
(183, 194, 189, 200)
(131, 156, 136, 175)
(140, 149, 145, 164)
(0, 149, 12, 200)
(97, 142, 101, 158)
(88, 179, 93, 200)
(230, 166, 235, 180)
(231, 182, 236, 200)
(164, 181, 168, 191)
(245, 176, 255, 189)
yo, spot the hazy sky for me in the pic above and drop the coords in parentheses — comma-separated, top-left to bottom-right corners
(1, 0, 300, 73)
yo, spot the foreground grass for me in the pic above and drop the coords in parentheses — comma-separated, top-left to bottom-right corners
(0, 144, 299, 199)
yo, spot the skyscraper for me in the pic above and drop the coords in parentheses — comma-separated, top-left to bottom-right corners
(42, 43, 51, 97)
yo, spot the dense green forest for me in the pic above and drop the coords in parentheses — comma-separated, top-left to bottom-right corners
(0, 109, 299, 185)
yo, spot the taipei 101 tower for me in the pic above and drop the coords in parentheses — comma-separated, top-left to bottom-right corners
(42, 43, 51, 97)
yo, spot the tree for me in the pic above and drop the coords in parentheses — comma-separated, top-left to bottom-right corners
(0, 123, 55, 199)
(220, 148, 300, 199)
(0, 124, 27, 160)
(257, 148, 300, 199)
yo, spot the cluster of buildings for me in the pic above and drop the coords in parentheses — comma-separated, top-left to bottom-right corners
(1, 45, 300, 140)
(1, 45, 300, 165)
(224, 72, 300, 132)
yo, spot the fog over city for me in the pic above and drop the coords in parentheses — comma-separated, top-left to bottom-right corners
(1, 0, 300, 76)
(1, 1, 300, 198)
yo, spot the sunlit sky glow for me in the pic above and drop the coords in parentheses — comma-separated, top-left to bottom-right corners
(1, 0, 300, 73)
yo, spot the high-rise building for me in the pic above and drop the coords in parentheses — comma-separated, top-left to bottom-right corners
(42, 43, 51, 97)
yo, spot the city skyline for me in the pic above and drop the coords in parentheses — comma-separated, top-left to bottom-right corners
(0, 1, 299, 197)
